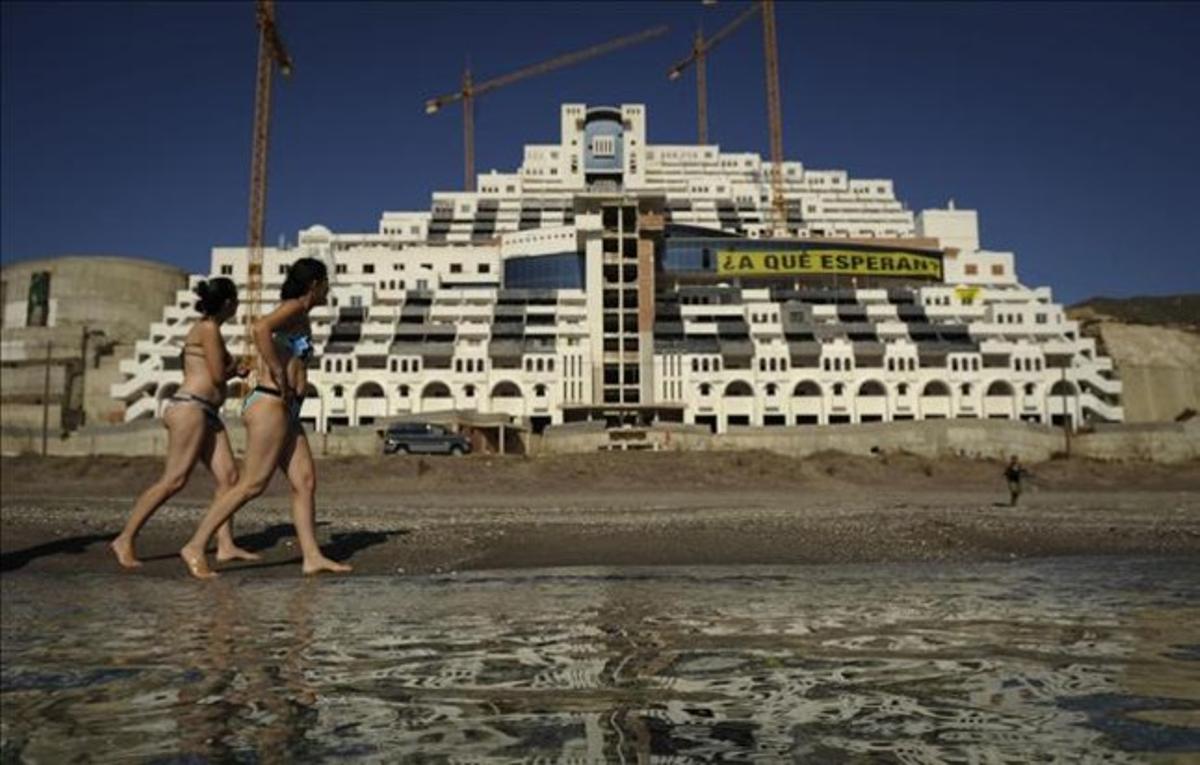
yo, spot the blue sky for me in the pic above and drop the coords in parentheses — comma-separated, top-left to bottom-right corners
(3, 1, 1198, 304)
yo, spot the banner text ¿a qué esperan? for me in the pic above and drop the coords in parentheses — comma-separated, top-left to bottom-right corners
(716, 250, 943, 280)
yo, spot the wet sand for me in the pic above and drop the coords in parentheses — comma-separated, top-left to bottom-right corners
(2, 452, 1198, 577)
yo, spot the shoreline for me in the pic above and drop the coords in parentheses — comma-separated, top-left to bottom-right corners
(2, 453, 1198, 578)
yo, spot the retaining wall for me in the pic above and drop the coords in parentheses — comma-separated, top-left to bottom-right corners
(4, 419, 1197, 464)
(539, 419, 1200, 464)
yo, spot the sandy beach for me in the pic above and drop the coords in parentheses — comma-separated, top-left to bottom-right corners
(2, 452, 1198, 577)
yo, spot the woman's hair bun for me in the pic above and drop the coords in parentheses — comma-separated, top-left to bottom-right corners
(192, 278, 238, 316)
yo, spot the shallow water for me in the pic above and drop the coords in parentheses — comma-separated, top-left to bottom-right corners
(2, 557, 1199, 763)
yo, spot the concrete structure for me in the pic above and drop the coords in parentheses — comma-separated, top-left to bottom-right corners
(6, 418, 1195, 465)
(540, 419, 1200, 464)
(111, 104, 1123, 434)
(1, 256, 188, 439)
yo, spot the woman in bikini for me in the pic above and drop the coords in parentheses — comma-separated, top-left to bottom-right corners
(111, 278, 258, 568)
(180, 257, 351, 578)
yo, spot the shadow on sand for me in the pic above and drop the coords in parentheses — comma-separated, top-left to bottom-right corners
(0, 524, 408, 574)
(1, 533, 117, 573)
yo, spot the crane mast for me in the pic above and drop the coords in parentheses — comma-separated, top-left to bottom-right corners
(244, 0, 291, 365)
(761, 0, 786, 236)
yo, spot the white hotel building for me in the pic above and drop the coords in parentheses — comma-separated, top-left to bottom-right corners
(112, 104, 1123, 435)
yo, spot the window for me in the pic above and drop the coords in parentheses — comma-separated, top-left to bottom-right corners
(336, 264, 348, 274)
(964, 264, 978, 275)
(961, 383, 972, 395)
(450, 263, 462, 274)
(278, 265, 288, 274)
(898, 383, 909, 395)
(833, 383, 845, 396)
(464, 384, 476, 397)
(1024, 383, 1035, 396)
(364, 264, 375, 274)
(478, 263, 491, 274)
(220, 265, 233, 275)
(399, 384, 410, 397)
(591, 135, 616, 157)
(699, 383, 712, 396)
(991, 264, 1005, 276)
(333, 385, 344, 398)
(534, 384, 547, 397)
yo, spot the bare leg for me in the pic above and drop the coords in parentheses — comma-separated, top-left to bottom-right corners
(180, 401, 289, 579)
(111, 405, 206, 568)
(280, 430, 350, 575)
(203, 428, 260, 563)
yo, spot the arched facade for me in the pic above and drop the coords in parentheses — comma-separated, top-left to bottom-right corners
(920, 379, 952, 419)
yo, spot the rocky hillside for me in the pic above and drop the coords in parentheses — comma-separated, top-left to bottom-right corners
(1068, 294, 1199, 329)
(1067, 294, 1199, 422)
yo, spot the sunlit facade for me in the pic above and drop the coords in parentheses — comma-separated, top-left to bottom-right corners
(113, 104, 1122, 432)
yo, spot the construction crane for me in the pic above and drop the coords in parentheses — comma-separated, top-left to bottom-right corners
(425, 25, 669, 192)
(761, 0, 786, 236)
(667, 2, 760, 144)
(668, 1, 786, 236)
(243, 0, 292, 365)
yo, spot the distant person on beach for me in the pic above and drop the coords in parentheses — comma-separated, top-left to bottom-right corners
(110, 278, 258, 568)
(1004, 455, 1027, 506)
(179, 258, 351, 578)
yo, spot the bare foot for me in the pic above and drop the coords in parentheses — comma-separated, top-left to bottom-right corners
(110, 537, 143, 569)
(302, 557, 352, 576)
(180, 546, 218, 580)
(216, 545, 262, 563)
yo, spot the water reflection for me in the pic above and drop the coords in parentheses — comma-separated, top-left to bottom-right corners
(2, 557, 1198, 762)
(170, 580, 319, 762)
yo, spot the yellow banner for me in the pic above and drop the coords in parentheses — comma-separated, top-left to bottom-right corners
(954, 285, 981, 302)
(716, 250, 943, 279)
